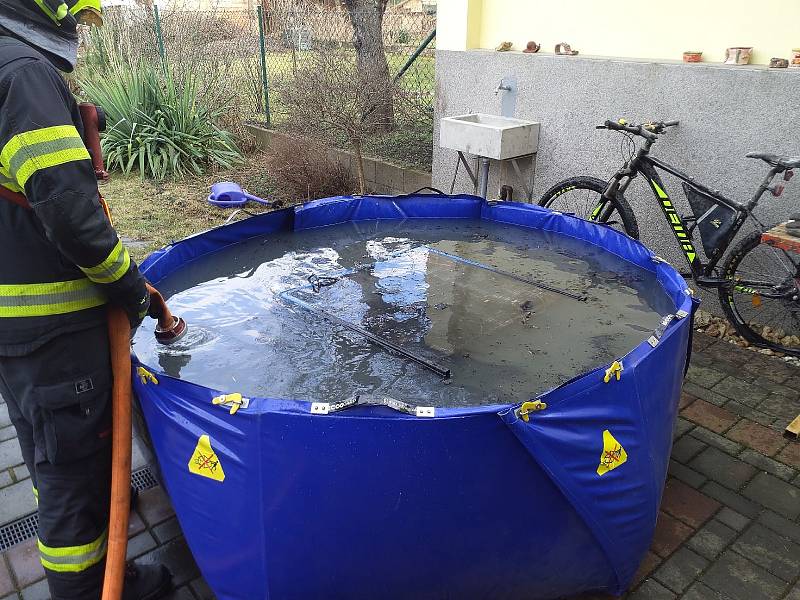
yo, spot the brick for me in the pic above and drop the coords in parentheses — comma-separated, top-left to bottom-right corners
(727, 420, 786, 456)
(6, 537, 44, 588)
(742, 472, 800, 519)
(0, 439, 23, 471)
(661, 478, 720, 528)
(757, 511, 800, 545)
(138, 538, 199, 587)
(681, 582, 729, 600)
(716, 507, 750, 531)
(0, 481, 36, 525)
(0, 558, 14, 597)
(667, 460, 706, 489)
(686, 364, 726, 387)
(678, 391, 696, 410)
(630, 551, 660, 588)
(126, 531, 158, 560)
(738, 449, 796, 481)
(138, 486, 175, 526)
(682, 382, 729, 407)
(681, 400, 738, 433)
(731, 523, 800, 582)
(700, 482, 761, 518)
(0, 426, 14, 443)
(190, 578, 216, 600)
(701, 550, 786, 600)
(689, 447, 757, 490)
(652, 547, 708, 593)
(690, 426, 743, 456)
(627, 578, 676, 599)
(758, 394, 800, 423)
(673, 417, 694, 439)
(671, 435, 706, 464)
(651, 512, 695, 558)
(687, 519, 737, 560)
(777, 443, 800, 470)
(20, 579, 49, 600)
(153, 518, 183, 544)
(712, 377, 770, 405)
(723, 400, 777, 428)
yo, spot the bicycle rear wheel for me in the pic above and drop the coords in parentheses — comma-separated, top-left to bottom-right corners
(719, 231, 800, 356)
(539, 176, 640, 239)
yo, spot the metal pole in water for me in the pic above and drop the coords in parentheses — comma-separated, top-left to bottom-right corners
(257, 3, 271, 126)
(478, 157, 491, 199)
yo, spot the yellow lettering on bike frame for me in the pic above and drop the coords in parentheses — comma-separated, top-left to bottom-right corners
(651, 180, 698, 264)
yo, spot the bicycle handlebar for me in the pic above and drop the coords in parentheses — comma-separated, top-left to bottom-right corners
(596, 119, 679, 140)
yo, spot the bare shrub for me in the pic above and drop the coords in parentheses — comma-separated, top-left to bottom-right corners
(265, 137, 356, 203)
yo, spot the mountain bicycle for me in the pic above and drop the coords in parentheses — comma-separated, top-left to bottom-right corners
(539, 119, 800, 355)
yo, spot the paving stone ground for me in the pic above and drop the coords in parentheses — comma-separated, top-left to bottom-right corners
(0, 331, 798, 599)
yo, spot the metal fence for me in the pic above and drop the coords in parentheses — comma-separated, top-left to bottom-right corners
(78, 2, 435, 168)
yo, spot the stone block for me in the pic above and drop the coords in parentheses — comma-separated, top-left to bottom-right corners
(738, 449, 796, 481)
(673, 417, 694, 439)
(685, 364, 726, 388)
(6, 537, 44, 588)
(630, 551, 660, 588)
(0, 404, 9, 428)
(681, 400, 737, 434)
(732, 523, 800, 582)
(138, 486, 175, 527)
(700, 482, 761, 518)
(686, 519, 737, 560)
(777, 442, 800, 470)
(0, 427, 14, 443)
(0, 481, 36, 525)
(701, 550, 786, 600)
(667, 460, 706, 489)
(653, 547, 708, 594)
(402, 168, 432, 193)
(153, 518, 183, 544)
(681, 582, 731, 600)
(139, 538, 199, 587)
(670, 435, 706, 464)
(757, 511, 800, 545)
(190, 577, 216, 600)
(361, 157, 377, 185)
(651, 512, 694, 558)
(0, 470, 11, 489)
(20, 579, 49, 600)
(126, 531, 158, 560)
(715, 507, 750, 531)
(743, 472, 800, 519)
(0, 440, 23, 472)
(627, 579, 676, 599)
(712, 377, 770, 406)
(689, 447, 757, 490)
(0, 558, 14, 597)
(681, 382, 729, 407)
(689, 427, 743, 456)
(726, 420, 786, 456)
(661, 478, 720, 528)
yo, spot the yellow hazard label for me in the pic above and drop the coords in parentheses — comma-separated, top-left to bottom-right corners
(188, 434, 225, 482)
(596, 429, 627, 476)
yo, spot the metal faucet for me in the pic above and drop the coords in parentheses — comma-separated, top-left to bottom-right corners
(495, 81, 512, 95)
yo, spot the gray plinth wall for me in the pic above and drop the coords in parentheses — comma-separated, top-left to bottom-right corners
(433, 49, 800, 308)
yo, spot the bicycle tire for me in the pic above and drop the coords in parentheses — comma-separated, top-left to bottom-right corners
(719, 230, 800, 356)
(539, 176, 640, 239)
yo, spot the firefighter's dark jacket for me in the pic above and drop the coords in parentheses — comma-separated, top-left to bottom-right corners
(0, 35, 147, 356)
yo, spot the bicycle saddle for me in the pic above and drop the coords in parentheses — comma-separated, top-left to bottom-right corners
(746, 152, 800, 169)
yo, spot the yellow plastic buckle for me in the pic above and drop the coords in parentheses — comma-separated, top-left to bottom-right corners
(517, 400, 547, 422)
(603, 361, 624, 383)
(136, 367, 159, 385)
(212, 393, 249, 415)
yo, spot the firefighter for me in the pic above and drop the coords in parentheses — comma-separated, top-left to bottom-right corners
(0, 0, 172, 597)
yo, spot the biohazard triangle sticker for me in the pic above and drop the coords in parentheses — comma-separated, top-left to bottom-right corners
(596, 429, 627, 476)
(188, 434, 225, 482)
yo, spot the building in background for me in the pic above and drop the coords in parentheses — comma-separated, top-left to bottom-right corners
(434, 0, 800, 289)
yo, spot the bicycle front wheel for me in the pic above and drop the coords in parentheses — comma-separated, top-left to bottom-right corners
(719, 230, 800, 356)
(539, 176, 640, 239)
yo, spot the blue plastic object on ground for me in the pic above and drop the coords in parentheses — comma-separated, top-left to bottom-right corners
(133, 194, 697, 600)
(207, 181, 270, 207)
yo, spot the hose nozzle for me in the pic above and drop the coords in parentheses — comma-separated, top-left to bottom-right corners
(154, 315, 188, 345)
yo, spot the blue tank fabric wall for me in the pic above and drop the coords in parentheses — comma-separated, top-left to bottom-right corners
(134, 195, 696, 599)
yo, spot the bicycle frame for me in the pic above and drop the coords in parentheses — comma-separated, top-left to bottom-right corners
(597, 146, 782, 282)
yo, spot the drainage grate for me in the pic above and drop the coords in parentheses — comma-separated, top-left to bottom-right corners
(131, 466, 159, 492)
(0, 465, 158, 552)
(0, 513, 38, 552)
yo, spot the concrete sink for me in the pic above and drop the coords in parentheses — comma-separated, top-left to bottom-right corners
(439, 113, 540, 160)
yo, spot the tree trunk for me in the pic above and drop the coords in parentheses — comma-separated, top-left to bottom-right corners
(343, 0, 394, 132)
(352, 139, 367, 194)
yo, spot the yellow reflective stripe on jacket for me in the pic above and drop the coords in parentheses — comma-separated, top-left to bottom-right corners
(0, 167, 23, 193)
(79, 239, 131, 284)
(0, 125, 90, 188)
(0, 279, 106, 317)
(38, 528, 108, 573)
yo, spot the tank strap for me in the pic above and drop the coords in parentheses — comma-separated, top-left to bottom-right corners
(647, 309, 690, 348)
(310, 395, 436, 417)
